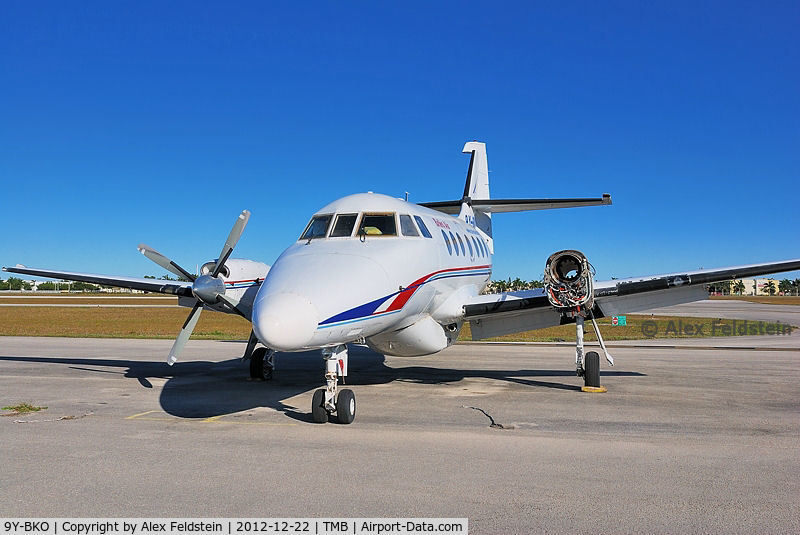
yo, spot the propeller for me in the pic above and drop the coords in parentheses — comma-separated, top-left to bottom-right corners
(139, 210, 251, 366)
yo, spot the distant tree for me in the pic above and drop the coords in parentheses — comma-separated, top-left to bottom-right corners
(144, 275, 156, 279)
(21, 281, 32, 290)
(778, 279, 792, 295)
(709, 280, 731, 295)
(38, 281, 56, 291)
(7, 277, 24, 290)
(732, 280, 745, 295)
(763, 280, 777, 296)
(794, 279, 800, 296)
(71, 281, 99, 292)
(0, 280, 8, 290)
(160, 274, 177, 281)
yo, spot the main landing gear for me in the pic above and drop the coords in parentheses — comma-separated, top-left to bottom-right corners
(312, 344, 355, 424)
(242, 330, 275, 381)
(574, 312, 614, 391)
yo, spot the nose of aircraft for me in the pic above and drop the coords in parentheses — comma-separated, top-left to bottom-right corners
(252, 292, 318, 351)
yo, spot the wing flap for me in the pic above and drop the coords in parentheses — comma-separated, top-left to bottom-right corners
(2, 266, 194, 297)
(469, 306, 561, 340)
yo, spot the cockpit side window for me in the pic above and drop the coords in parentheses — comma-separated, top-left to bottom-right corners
(399, 215, 419, 237)
(330, 214, 358, 237)
(413, 216, 433, 238)
(358, 213, 397, 236)
(300, 214, 332, 240)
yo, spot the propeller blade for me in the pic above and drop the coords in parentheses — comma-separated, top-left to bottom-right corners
(218, 294, 248, 318)
(212, 210, 250, 277)
(167, 302, 203, 365)
(138, 244, 196, 282)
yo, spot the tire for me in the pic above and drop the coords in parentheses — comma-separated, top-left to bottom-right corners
(249, 347, 267, 380)
(584, 351, 601, 388)
(336, 389, 356, 424)
(311, 389, 328, 423)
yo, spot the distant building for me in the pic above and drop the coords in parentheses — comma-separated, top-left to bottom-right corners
(735, 278, 779, 296)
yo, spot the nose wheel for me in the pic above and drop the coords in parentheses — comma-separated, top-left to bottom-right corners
(312, 345, 355, 424)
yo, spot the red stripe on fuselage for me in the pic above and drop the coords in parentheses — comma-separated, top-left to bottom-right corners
(384, 264, 491, 312)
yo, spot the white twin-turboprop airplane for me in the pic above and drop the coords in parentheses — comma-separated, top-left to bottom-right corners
(5, 141, 799, 424)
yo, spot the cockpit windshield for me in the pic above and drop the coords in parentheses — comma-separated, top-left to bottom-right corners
(358, 213, 397, 236)
(330, 214, 358, 237)
(300, 214, 332, 240)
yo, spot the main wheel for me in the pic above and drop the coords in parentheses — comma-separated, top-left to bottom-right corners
(336, 389, 356, 424)
(584, 351, 601, 388)
(249, 347, 267, 380)
(311, 389, 328, 423)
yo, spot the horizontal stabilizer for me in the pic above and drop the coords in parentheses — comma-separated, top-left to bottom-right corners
(420, 194, 611, 215)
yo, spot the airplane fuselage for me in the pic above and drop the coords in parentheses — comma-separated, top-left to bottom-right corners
(251, 193, 492, 355)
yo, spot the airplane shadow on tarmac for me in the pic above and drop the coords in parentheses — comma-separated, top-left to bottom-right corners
(0, 344, 644, 422)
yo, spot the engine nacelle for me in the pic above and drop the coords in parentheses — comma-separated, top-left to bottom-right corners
(544, 249, 594, 312)
(366, 315, 456, 357)
(201, 258, 270, 282)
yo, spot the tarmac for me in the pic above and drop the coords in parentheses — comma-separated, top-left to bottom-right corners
(1, 301, 798, 533)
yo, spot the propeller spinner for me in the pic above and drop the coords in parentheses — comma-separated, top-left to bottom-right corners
(138, 209, 251, 365)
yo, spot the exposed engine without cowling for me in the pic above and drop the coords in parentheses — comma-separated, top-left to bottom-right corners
(543, 249, 594, 313)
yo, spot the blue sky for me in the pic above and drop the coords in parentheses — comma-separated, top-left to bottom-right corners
(1, 1, 798, 282)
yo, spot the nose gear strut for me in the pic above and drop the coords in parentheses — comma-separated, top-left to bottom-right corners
(312, 344, 355, 424)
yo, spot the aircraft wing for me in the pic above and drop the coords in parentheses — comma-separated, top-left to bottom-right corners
(2, 265, 194, 297)
(464, 258, 800, 340)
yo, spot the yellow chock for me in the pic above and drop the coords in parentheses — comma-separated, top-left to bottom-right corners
(581, 386, 607, 393)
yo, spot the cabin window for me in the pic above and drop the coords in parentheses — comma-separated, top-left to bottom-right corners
(456, 234, 465, 256)
(300, 214, 332, 240)
(414, 216, 432, 238)
(449, 231, 458, 256)
(330, 214, 358, 237)
(472, 236, 481, 257)
(358, 213, 397, 236)
(441, 230, 452, 255)
(466, 235, 474, 257)
(399, 214, 419, 237)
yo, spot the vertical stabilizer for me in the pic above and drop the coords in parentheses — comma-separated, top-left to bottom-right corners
(462, 141, 490, 201)
(461, 141, 493, 252)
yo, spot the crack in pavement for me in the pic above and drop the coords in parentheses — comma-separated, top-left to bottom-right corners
(463, 405, 513, 429)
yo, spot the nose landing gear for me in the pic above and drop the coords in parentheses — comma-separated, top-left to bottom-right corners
(312, 344, 355, 424)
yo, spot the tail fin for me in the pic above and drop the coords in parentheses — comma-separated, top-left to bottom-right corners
(460, 141, 493, 249)
(462, 141, 490, 201)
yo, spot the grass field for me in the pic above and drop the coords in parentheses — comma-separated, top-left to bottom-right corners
(0, 305, 793, 341)
(0, 297, 177, 305)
